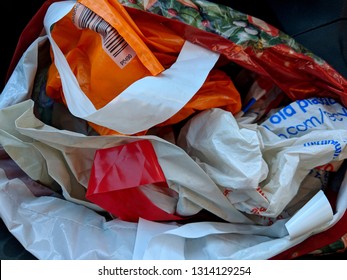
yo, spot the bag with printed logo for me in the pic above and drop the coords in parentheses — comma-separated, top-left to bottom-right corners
(0, 0, 347, 260)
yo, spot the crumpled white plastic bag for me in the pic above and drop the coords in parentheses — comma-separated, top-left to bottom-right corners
(0, 3, 346, 259)
(0, 156, 137, 260)
(0, 44, 346, 258)
(177, 104, 347, 221)
(0, 37, 46, 109)
(0, 99, 251, 224)
(178, 108, 269, 215)
(261, 97, 347, 139)
(0, 164, 340, 260)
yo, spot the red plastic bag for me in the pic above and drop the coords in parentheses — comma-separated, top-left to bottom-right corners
(86, 140, 184, 222)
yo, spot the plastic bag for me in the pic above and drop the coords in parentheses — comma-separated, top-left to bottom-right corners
(1, 0, 347, 260)
(0, 99, 251, 223)
(86, 140, 184, 222)
(177, 101, 347, 222)
(45, 0, 241, 135)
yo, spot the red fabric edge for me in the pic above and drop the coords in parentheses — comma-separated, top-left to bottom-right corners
(5, 0, 63, 83)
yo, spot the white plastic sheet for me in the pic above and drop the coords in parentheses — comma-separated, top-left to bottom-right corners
(178, 107, 347, 220)
(1, 165, 345, 259)
(0, 0, 347, 260)
(1, 100, 346, 259)
(0, 156, 137, 260)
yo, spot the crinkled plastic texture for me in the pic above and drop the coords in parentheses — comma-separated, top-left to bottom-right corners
(86, 140, 183, 222)
(1, 0, 347, 260)
(0, 99, 251, 224)
(46, 3, 164, 110)
(119, 0, 347, 106)
(1, 98, 346, 260)
(46, 0, 241, 135)
(0, 157, 137, 260)
(177, 102, 347, 221)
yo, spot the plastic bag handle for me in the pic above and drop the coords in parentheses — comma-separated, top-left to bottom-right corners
(44, 1, 220, 134)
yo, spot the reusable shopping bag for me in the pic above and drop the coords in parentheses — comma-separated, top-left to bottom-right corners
(0, 0, 347, 260)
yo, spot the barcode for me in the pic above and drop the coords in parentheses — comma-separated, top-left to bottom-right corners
(72, 3, 136, 68)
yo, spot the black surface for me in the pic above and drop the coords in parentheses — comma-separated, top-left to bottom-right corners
(263, 0, 347, 78)
(0, 1, 47, 91)
(0, 219, 36, 260)
(212, 0, 347, 78)
(0, 0, 45, 261)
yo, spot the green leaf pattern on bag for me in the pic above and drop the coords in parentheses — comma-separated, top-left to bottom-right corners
(118, 0, 324, 63)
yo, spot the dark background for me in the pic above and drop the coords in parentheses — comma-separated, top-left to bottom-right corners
(1, 0, 347, 90)
(0, 0, 346, 260)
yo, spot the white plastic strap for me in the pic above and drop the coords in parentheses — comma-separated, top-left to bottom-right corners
(44, 1, 220, 134)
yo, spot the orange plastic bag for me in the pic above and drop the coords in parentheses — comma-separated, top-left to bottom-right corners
(46, 0, 241, 135)
(46, 2, 165, 110)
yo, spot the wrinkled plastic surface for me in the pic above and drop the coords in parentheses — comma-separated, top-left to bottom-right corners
(119, 0, 347, 106)
(0, 99, 251, 224)
(177, 103, 347, 222)
(0, 158, 137, 260)
(46, 0, 241, 135)
(0, 157, 345, 260)
(86, 140, 183, 222)
(1, 0, 347, 260)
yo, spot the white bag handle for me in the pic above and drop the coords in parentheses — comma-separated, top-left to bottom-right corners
(44, 1, 220, 134)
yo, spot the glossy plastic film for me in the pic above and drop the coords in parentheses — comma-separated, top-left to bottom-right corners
(86, 140, 183, 222)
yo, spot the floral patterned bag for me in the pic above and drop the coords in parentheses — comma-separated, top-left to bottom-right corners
(1, 0, 347, 259)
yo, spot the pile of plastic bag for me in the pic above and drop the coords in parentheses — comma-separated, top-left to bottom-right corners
(0, 0, 346, 259)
